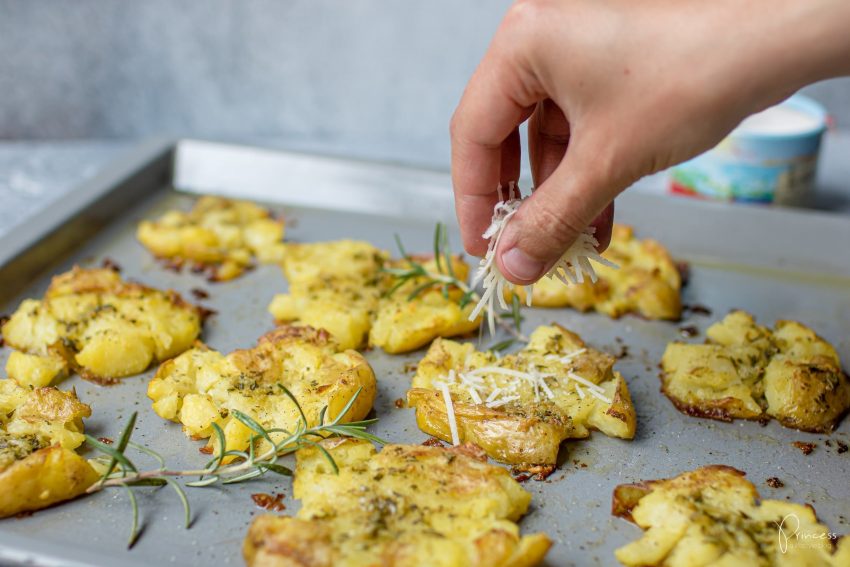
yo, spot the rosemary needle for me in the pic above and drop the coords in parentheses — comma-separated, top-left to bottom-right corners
(84, 387, 384, 547)
(386, 223, 527, 344)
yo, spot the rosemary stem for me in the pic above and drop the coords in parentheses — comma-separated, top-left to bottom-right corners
(87, 449, 286, 493)
(87, 426, 321, 493)
(82, 387, 385, 548)
(497, 319, 529, 343)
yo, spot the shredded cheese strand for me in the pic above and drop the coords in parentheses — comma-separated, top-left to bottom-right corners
(466, 366, 553, 380)
(574, 383, 586, 399)
(438, 382, 460, 446)
(486, 395, 520, 409)
(485, 387, 503, 403)
(538, 376, 555, 400)
(467, 389, 483, 405)
(559, 349, 587, 363)
(586, 387, 613, 404)
(469, 184, 619, 335)
(439, 370, 485, 405)
(567, 371, 607, 394)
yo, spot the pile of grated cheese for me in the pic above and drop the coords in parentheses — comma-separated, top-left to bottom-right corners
(468, 183, 618, 335)
(433, 347, 613, 446)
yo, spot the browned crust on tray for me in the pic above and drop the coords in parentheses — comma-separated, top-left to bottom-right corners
(611, 465, 747, 523)
(660, 370, 849, 433)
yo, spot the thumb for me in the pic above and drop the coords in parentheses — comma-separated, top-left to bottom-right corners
(495, 144, 618, 285)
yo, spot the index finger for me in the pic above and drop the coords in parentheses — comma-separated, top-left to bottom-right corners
(450, 42, 537, 256)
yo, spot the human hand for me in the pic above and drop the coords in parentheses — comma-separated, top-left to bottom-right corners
(451, 0, 850, 285)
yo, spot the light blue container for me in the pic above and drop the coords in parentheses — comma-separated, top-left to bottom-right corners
(670, 95, 827, 204)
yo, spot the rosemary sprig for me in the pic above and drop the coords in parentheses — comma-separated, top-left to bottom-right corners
(85, 386, 383, 548)
(384, 223, 528, 345)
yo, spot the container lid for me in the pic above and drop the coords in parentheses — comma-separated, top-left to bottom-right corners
(732, 95, 827, 140)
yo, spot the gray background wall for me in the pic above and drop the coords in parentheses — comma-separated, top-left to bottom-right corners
(1, 1, 848, 168)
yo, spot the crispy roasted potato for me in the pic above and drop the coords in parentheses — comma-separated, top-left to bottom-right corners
(269, 279, 379, 352)
(511, 225, 681, 320)
(2, 267, 203, 385)
(137, 196, 286, 281)
(269, 240, 387, 351)
(268, 240, 482, 353)
(0, 380, 99, 517)
(244, 439, 551, 567)
(613, 465, 850, 566)
(407, 325, 636, 471)
(661, 310, 849, 432)
(370, 255, 481, 354)
(276, 240, 388, 285)
(147, 326, 376, 456)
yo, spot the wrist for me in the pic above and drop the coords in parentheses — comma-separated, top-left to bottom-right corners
(726, 0, 850, 110)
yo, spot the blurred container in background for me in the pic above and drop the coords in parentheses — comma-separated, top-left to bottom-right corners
(669, 95, 827, 205)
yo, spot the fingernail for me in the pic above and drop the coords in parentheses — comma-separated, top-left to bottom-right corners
(501, 248, 545, 282)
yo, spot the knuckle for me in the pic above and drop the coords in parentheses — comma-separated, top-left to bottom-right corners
(463, 241, 480, 256)
(449, 111, 460, 140)
(462, 235, 486, 257)
(505, 0, 545, 30)
(527, 203, 583, 250)
(500, 0, 546, 45)
(496, 1, 551, 102)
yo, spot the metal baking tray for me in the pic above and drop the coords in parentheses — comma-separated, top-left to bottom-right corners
(0, 139, 848, 567)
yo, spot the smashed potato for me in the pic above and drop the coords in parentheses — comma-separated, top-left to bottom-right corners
(370, 255, 481, 354)
(2, 267, 203, 385)
(511, 225, 681, 320)
(613, 465, 850, 566)
(0, 380, 99, 517)
(147, 326, 376, 455)
(137, 196, 285, 281)
(268, 240, 481, 353)
(244, 439, 551, 567)
(268, 240, 387, 351)
(661, 310, 849, 432)
(407, 325, 636, 472)
(275, 239, 387, 285)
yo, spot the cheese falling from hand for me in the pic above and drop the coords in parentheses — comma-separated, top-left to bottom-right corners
(468, 183, 619, 335)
